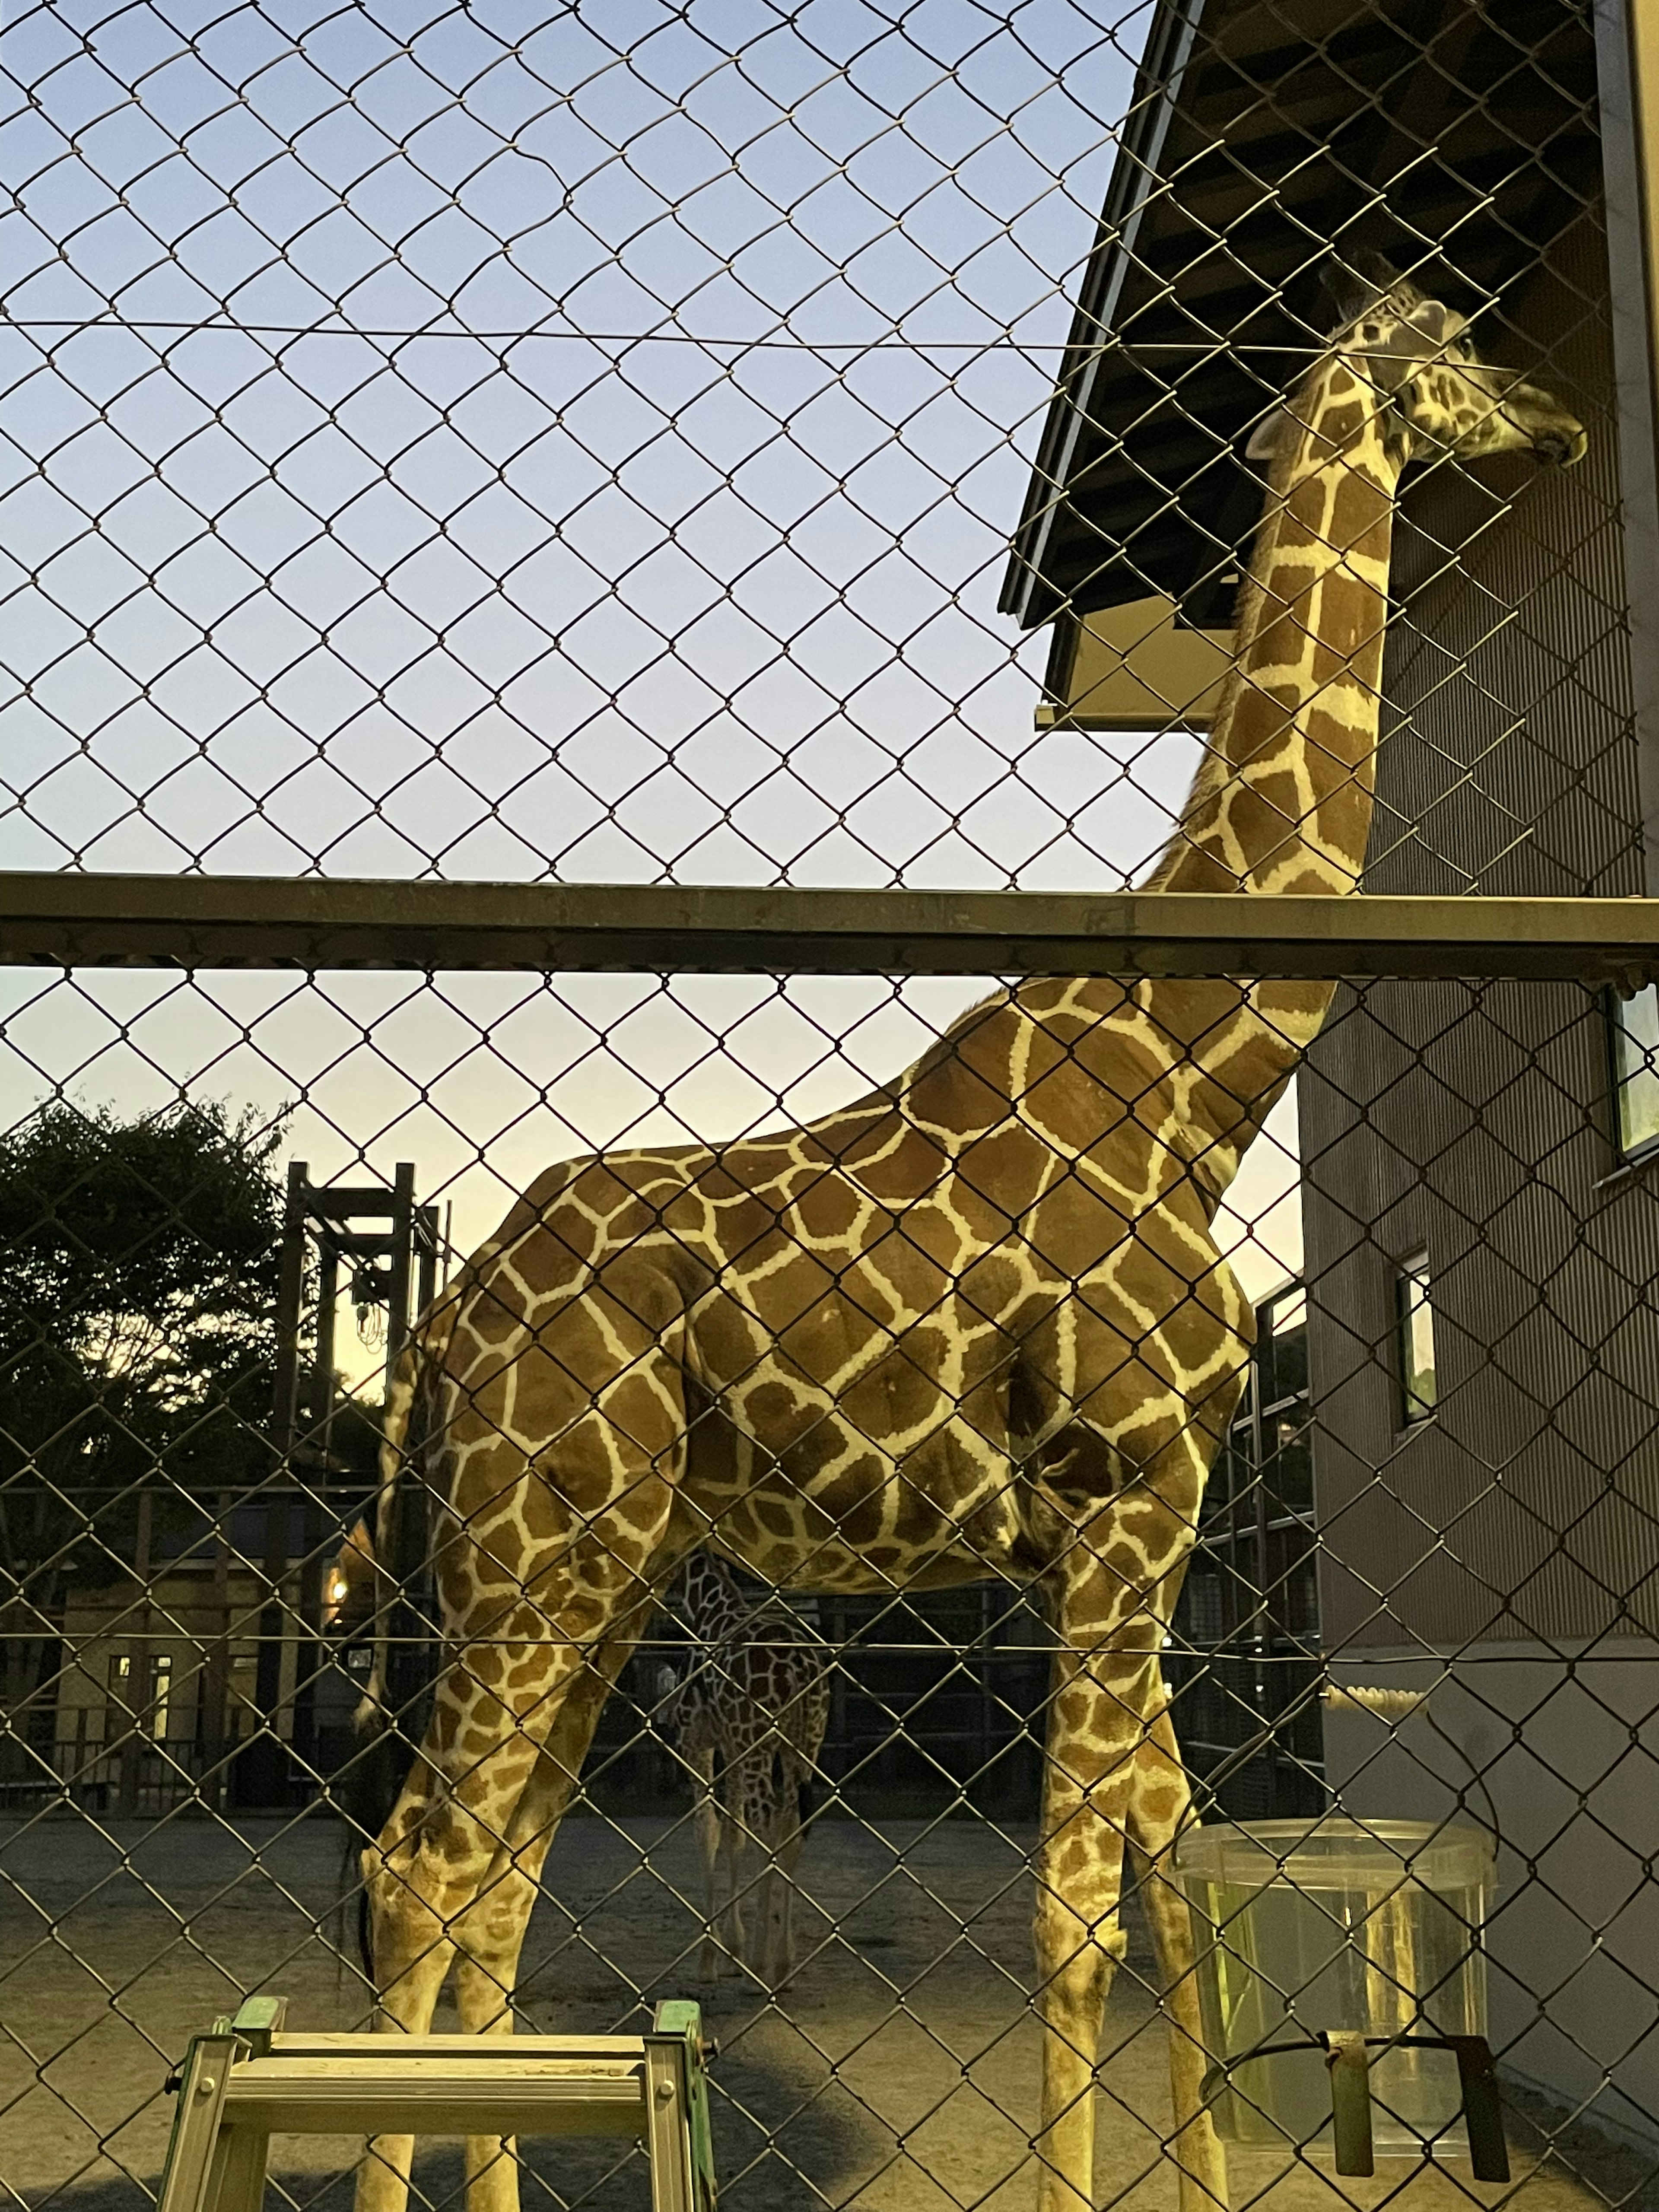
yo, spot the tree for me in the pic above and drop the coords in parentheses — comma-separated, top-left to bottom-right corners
(0, 1099, 289, 1615)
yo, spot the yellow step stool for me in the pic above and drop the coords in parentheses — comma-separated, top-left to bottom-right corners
(158, 1997, 717, 2212)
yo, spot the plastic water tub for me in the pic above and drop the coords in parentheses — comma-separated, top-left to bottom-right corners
(1173, 1818, 1495, 2158)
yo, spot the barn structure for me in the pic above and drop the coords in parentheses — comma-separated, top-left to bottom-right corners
(1003, 0, 1659, 2151)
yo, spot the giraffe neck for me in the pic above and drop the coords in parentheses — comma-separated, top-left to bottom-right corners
(681, 1553, 747, 1646)
(1152, 355, 1402, 899)
(1118, 355, 1403, 1183)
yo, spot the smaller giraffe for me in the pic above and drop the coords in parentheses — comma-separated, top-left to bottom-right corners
(658, 1554, 831, 1988)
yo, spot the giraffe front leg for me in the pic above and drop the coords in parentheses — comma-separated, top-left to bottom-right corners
(1128, 1700, 1227, 2212)
(453, 1637, 639, 2212)
(1033, 1640, 1149, 2212)
(1027, 1360, 1231, 2212)
(719, 1767, 749, 1974)
(688, 1745, 726, 1981)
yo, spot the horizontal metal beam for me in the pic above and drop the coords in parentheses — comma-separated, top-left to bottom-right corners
(1, 871, 1656, 980)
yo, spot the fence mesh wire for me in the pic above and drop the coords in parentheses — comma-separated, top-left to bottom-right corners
(2, 4, 1656, 2212)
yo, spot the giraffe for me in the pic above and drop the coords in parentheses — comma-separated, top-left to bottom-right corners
(353, 265, 1583, 2212)
(656, 1550, 831, 1986)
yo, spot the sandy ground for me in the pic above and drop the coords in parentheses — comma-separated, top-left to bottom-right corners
(0, 1812, 1634, 2212)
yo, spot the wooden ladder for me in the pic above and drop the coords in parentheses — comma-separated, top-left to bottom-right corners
(157, 1996, 718, 2212)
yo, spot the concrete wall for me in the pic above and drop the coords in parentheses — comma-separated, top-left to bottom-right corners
(1325, 1646, 1659, 2146)
(1299, 197, 1659, 2142)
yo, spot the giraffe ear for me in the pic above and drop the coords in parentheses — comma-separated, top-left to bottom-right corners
(1245, 407, 1300, 462)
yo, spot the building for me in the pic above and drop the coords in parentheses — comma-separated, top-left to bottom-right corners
(38, 1499, 364, 1815)
(1167, 1279, 1322, 1822)
(50, 1553, 278, 1814)
(1005, 0, 1659, 2151)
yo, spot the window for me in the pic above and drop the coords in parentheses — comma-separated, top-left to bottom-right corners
(1396, 1253, 1437, 1425)
(107, 1650, 172, 1739)
(1609, 985, 1659, 1160)
(229, 1652, 260, 1738)
(149, 1654, 172, 1742)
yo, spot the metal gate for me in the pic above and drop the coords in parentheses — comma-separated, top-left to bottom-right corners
(4, 5, 1659, 2212)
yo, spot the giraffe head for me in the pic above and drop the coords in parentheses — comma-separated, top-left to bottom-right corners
(1249, 262, 1585, 472)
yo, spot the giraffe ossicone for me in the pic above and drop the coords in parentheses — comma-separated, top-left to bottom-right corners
(353, 264, 1582, 2212)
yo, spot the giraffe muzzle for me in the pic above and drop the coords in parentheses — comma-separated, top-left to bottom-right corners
(1532, 424, 1586, 467)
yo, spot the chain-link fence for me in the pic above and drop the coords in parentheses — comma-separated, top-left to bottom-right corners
(5, 5, 1659, 2212)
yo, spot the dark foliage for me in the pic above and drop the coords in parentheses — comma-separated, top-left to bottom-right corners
(0, 1099, 289, 1602)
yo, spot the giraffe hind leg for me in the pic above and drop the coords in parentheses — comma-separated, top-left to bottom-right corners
(777, 1681, 830, 1987)
(754, 1755, 785, 1990)
(773, 1680, 830, 1990)
(1035, 1621, 1218, 2212)
(1127, 1700, 1228, 2212)
(719, 1761, 749, 1974)
(451, 1633, 642, 2212)
(782, 1747, 806, 1982)
(688, 1744, 726, 1981)
(355, 1652, 594, 2212)
(1032, 1641, 1145, 2212)
(356, 1521, 674, 2212)
(758, 1747, 809, 1989)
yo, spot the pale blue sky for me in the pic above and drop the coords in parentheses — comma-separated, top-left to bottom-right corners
(0, 0, 1301, 1371)
(3, 0, 1195, 885)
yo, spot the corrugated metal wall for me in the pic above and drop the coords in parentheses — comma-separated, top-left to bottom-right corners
(1303, 203, 1659, 1652)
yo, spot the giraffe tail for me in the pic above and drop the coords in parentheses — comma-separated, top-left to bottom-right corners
(797, 1772, 821, 1831)
(333, 1560, 404, 1981)
(334, 1332, 445, 1976)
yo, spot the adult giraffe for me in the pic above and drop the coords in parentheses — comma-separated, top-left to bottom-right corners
(354, 267, 1582, 2212)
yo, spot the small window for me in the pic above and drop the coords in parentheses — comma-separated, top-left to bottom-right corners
(107, 1649, 172, 1738)
(1396, 1253, 1436, 1425)
(1609, 986, 1659, 1160)
(149, 1654, 172, 1742)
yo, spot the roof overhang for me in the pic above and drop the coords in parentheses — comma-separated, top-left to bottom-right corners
(1001, 0, 1603, 632)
